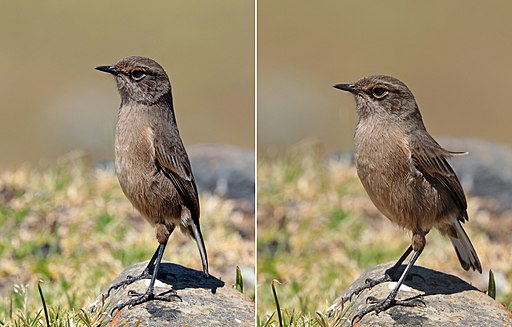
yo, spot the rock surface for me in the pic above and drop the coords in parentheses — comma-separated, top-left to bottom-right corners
(188, 143, 255, 210)
(327, 263, 512, 326)
(91, 262, 255, 326)
(437, 137, 512, 211)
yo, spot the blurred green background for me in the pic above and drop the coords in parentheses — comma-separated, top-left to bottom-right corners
(258, 0, 512, 154)
(0, 1, 254, 168)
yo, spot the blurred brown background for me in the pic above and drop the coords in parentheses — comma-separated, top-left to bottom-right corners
(258, 1, 512, 154)
(0, 1, 254, 169)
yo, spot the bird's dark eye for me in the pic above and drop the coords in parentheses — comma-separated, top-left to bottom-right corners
(130, 70, 146, 81)
(372, 87, 388, 98)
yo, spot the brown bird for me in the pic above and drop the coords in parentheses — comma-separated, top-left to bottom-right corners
(96, 56, 208, 312)
(334, 75, 481, 322)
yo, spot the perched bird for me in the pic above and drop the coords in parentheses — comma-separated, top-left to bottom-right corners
(96, 56, 208, 312)
(334, 75, 481, 322)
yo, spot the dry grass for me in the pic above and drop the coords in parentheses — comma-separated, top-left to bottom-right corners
(0, 151, 253, 325)
(257, 142, 512, 324)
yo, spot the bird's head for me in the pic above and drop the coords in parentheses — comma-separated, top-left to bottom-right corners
(96, 56, 171, 105)
(334, 75, 419, 120)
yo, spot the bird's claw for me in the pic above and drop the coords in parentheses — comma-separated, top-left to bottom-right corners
(351, 295, 425, 326)
(105, 271, 152, 298)
(110, 288, 181, 315)
(348, 274, 392, 301)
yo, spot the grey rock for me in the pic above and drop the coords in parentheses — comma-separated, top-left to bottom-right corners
(91, 262, 255, 326)
(188, 144, 254, 209)
(327, 263, 512, 326)
(327, 149, 355, 167)
(438, 137, 512, 211)
(93, 158, 116, 174)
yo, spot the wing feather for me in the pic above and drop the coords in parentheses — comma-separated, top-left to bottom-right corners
(410, 136, 468, 221)
(150, 126, 200, 220)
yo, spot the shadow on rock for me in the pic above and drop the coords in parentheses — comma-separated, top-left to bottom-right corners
(386, 264, 477, 296)
(154, 262, 225, 293)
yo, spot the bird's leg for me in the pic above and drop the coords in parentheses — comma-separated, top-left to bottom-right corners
(105, 245, 161, 298)
(111, 241, 181, 314)
(351, 248, 425, 325)
(349, 245, 413, 300)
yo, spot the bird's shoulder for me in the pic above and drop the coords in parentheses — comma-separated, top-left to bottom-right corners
(408, 131, 466, 177)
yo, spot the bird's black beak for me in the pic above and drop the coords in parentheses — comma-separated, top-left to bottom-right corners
(333, 83, 360, 95)
(95, 65, 118, 75)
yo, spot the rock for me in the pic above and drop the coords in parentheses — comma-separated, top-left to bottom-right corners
(437, 137, 512, 212)
(189, 144, 255, 242)
(327, 263, 512, 326)
(90, 262, 255, 326)
(327, 149, 355, 167)
(188, 144, 255, 210)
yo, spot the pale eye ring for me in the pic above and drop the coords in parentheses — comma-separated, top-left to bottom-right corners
(130, 70, 146, 81)
(372, 87, 388, 98)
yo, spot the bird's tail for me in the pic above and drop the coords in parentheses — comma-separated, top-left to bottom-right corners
(449, 218, 482, 273)
(190, 221, 209, 277)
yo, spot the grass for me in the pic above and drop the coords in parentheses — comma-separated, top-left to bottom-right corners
(255, 279, 347, 327)
(0, 151, 254, 326)
(257, 141, 512, 325)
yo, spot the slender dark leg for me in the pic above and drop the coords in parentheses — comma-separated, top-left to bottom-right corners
(111, 241, 181, 313)
(351, 249, 425, 325)
(105, 245, 161, 298)
(349, 245, 413, 300)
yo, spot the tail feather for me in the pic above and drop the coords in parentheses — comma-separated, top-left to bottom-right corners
(190, 222, 209, 277)
(450, 218, 482, 273)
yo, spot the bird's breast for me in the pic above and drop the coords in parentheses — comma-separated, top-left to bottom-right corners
(353, 120, 420, 225)
(115, 113, 153, 171)
(354, 120, 411, 180)
(114, 110, 156, 202)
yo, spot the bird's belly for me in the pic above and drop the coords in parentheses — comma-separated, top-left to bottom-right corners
(354, 137, 435, 231)
(114, 137, 182, 226)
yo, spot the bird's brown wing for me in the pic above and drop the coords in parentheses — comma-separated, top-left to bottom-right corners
(152, 128, 200, 220)
(409, 135, 468, 222)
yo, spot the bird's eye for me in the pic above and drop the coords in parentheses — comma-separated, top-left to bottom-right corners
(130, 70, 146, 81)
(372, 87, 388, 98)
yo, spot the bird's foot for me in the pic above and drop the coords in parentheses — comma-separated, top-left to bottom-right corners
(351, 295, 425, 325)
(105, 270, 153, 298)
(349, 269, 424, 302)
(349, 274, 392, 301)
(111, 287, 182, 314)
